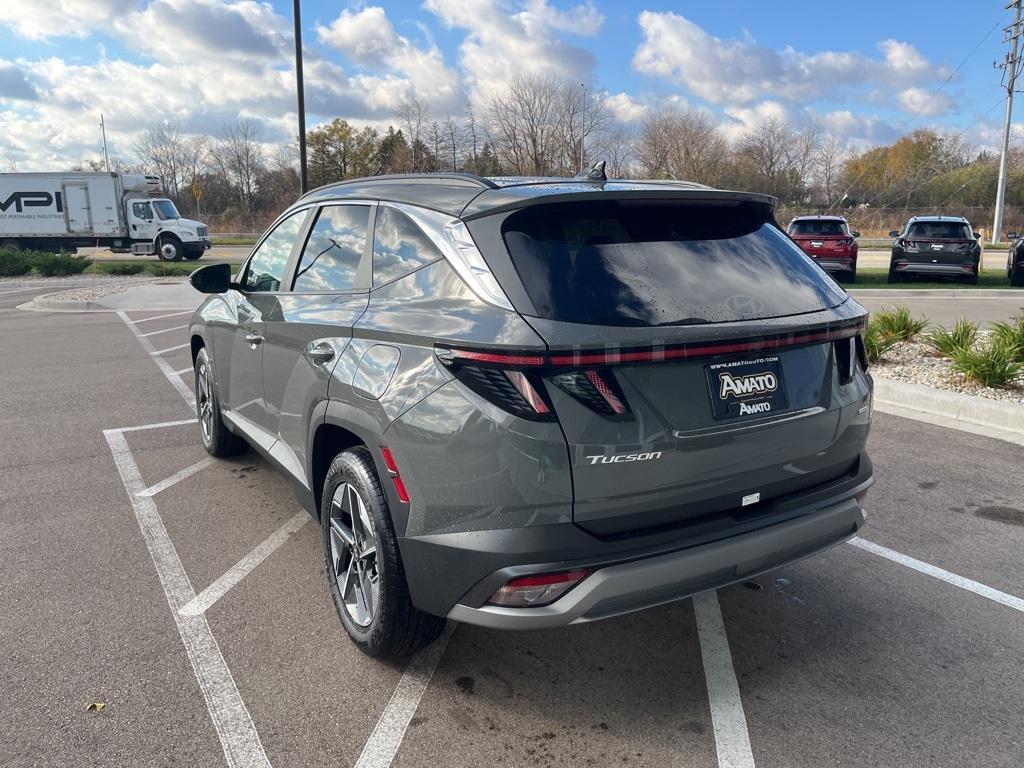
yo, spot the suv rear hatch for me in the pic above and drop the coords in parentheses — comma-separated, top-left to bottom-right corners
(474, 197, 871, 537)
(899, 221, 976, 267)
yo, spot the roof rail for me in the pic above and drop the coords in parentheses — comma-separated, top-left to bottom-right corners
(300, 172, 498, 200)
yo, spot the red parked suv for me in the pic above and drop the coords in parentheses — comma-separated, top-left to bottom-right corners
(787, 216, 860, 282)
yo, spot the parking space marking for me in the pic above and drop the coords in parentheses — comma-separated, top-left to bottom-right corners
(140, 324, 188, 337)
(173, 366, 194, 376)
(0, 285, 51, 296)
(104, 427, 271, 768)
(136, 457, 215, 498)
(694, 591, 756, 768)
(354, 623, 456, 768)
(117, 311, 196, 409)
(152, 342, 191, 355)
(179, 512, 310, 617)
(117, 417, 195, 433)
(132, 310, 193, 323)
(849, 537, 1024, 613)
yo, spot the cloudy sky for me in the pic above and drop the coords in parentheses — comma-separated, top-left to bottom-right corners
(0, 0, 1018, 169)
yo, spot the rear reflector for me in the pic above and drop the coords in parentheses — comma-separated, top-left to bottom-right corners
(379, 446, 410, 503)
(488, 569, 591, 608)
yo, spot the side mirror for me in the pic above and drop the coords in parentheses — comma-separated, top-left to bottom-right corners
(973, 231, 981, 240)
(888, 230, 900, 238)
(1007, 232, 1019, 240)
(851, 230, 861, 238)
(190, 262, 232, 294)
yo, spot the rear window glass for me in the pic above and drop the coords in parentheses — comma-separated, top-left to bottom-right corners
(789, 219, 847, 236)
(906, 221, 971, 239)
(501, 200, 846, 326)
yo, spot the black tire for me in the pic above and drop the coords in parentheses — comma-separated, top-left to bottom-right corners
(846, 268, 856, 284)
(184, 251, 203, 261)
(194, 347, 248, 458)
(321, 447, 445, 659)
(887, 265, 900, 284)
(158, 236, 184, 262)
(1011, 262, 1024, 287)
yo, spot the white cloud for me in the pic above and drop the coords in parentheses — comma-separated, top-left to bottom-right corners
(316, 6, 463, 112)
(425, 0, 598, 100)
(898, 87, 955, 117)
(604, 92, 648, 122)
(720, 101, 791, 141)
(633, 11, 947, 107)
(0, 0, 133, 40)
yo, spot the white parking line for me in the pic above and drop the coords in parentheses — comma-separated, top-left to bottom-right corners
(179, 512, 309, 617)
(849, 537, 1024, 613)
(173, 366, 194, 376)
(117, 311, 195, 409)
(136, 457, 214, 498)
(694, 590, 756, 768)
(117, 418, 195, 433)
(132, 310, 193, 323)
(140, 324, 188, 337)
(104, 429, 270, 768)
(0, 285, 50, 296)
(354, 623, 456, 768)
(151, 342, 190, 355)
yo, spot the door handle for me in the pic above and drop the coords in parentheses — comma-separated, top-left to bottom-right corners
(245, 332, 264, 348)
(305, 341, 335, 364)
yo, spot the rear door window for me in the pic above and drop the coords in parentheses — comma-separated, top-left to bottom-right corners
(907, 221, 971, 239)
(372, 207, 443, 287)
(501, 199, 846, 326)
(292, 204, 370, 292)
(789, 220, 846, 236)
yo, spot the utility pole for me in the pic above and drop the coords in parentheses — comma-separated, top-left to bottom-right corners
(993, 0, 1022, 244)
(293, 0, 308, 194)
(580, 83, 586, 172)
(100, 113, 110, 172)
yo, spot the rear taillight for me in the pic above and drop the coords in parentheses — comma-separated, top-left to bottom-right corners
(854, 334, 869, 372)
(444, 363, 554, 420)
(488, 569, 591, 608)
(834, 336, 856, 385)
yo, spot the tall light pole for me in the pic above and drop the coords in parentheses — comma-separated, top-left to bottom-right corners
(993, 0, 1022, 244)
(579, 83, 586, 172)
(293, 0, 308, 193)
(100, 113, 110, 172)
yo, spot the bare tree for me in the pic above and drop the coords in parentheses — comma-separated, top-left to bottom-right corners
(463, 104, 480, 172)
(735, 117, 820, 201)
(592, 125, 636, 178)
(210, 119, 265, 230)
(637, 109, 728, 185)
(135, 122, 189, 197)
(442, 115, 459, 171)
(398, 97, 430, 171)
(813, 133, 847, 207)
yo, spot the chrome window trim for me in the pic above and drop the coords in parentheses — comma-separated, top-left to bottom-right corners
(381, 201, 515, 311)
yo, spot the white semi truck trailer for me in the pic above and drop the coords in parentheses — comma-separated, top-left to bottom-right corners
(0, 172, 210, 261)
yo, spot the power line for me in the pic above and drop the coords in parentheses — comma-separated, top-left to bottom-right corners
(828, 13, 1005, 210)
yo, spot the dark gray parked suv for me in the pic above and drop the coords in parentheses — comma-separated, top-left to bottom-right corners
(188, 168, 874, 658)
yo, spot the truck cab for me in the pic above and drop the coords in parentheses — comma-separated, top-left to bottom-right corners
(123, 195, 209, 261)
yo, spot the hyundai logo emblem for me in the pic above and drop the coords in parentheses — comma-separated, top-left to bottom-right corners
(724, 295, 765, 314)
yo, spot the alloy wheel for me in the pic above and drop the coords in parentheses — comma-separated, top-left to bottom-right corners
(329, 482, 380, 627)
(196, 360, 215, 443)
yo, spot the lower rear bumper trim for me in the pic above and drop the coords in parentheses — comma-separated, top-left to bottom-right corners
(447, 497, 865, 629)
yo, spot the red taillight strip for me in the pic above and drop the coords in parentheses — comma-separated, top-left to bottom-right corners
(504, 370, 550, 414)
(439, 322, 865, 369)
(584, 369, 626, 414)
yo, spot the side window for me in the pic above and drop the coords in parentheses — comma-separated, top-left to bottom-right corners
(133, 202, 153, 219)
(372, 207, 443, 287)
(292, 205, 370, 292)
(242, 209, 308, 293)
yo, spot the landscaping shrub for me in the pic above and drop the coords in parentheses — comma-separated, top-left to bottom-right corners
(990, 316, 1024, 362)
(925, 319, 979, 358)
(0, 247, 33, 276)
(97, 262, 146, 275)
(863, 318, 899, 363)
(33, 252, 92, 276)
(872, 306, 928, 342)
(950, 340, 1024, 388)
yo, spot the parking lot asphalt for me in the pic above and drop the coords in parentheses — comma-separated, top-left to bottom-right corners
(1, 287, 1022, 768)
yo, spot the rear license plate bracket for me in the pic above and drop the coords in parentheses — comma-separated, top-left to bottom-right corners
(705, 356, 789, 420)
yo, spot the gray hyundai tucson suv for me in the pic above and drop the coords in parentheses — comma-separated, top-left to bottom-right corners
(188, 167, 874, 658)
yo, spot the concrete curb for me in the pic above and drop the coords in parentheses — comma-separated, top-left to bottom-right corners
(873, 377, 1024, 435)
(849, 288, 1024, 297)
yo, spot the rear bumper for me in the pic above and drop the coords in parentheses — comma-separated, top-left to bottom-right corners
(813, 258, 856, 273)
(892, 260, 975, 276)
(397, 456, 873, 627)
(447, 494, 865, 629)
